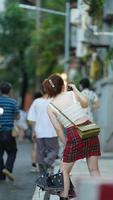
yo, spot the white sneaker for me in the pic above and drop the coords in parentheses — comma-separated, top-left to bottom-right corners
(30, 166, 37, 172)
(30, 165, 39, 172)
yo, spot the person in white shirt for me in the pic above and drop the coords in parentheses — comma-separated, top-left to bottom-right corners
(79, 78, 99, 122)
(79, 78, 100, 163)
(27, 87, 59, 173)
(29, 91, 43, 172)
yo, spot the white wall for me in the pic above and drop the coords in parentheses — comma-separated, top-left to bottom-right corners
(96, 78, 113, 152)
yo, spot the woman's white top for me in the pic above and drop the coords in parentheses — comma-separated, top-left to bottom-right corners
(27, 98, 57, 138)
(50, 91, 89, 128)
(57, 103, 88, 128)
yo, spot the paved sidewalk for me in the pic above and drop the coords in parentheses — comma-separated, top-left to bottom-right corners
(33, 151, 113, 200)
(0, 140, 113, 200)
(0, 140, 36, 200)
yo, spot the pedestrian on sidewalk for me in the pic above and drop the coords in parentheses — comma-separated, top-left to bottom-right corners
(0, 82, 20, 181)
(29, 91, 43, 172)
(79, 78, 99, 122)
(79, 78, 100, 162)
(16, 109, 28, 142)
(27, 86, 59, 174)
(43, 74, 101, 200)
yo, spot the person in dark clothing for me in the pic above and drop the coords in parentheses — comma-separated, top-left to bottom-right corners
(0, 82, 20, 181)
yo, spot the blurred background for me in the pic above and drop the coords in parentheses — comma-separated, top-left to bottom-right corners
(0, 0, 113, 152)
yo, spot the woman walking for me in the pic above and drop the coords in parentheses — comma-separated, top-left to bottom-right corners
(43, 74, 101, 200)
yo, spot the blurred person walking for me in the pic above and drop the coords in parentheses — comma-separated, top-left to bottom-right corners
(29, 91, 43, 172)
(0, 82, 20, 181)
(43, 74, 101, 200)
(79, 78, 99, 122)
(27, 87, 59, 174)
(16, 108, 28, 142)
(79, 78, 99, 162)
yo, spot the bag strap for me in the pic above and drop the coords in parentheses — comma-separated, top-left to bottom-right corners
(50, 102, 77, 127)
(50, 103, 78, 150)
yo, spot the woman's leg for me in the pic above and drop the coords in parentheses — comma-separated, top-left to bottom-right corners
(86, 156, 100, 176)
(60, 161, 74, 198)
(18, 127, 25, 142)
(31, 142, 37, 165)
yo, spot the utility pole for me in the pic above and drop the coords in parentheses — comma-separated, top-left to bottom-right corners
(64, 0, 70, 74)
(19, 1, 70, 74)
(36, 0, 41, 28)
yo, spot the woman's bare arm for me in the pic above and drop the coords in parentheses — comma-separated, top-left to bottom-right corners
(69, 84, 88, 108)
(48, 106, 66, 145)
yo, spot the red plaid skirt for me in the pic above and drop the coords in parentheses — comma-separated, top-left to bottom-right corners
(63, 125, 101, 163)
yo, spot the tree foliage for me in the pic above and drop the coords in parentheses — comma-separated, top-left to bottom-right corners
(26, 0, 65, 80)
(0, 2, 35, 107)
(0, 0, 66, 106)
(0, 4, 33, 54)
(84, 0, 105, 24)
